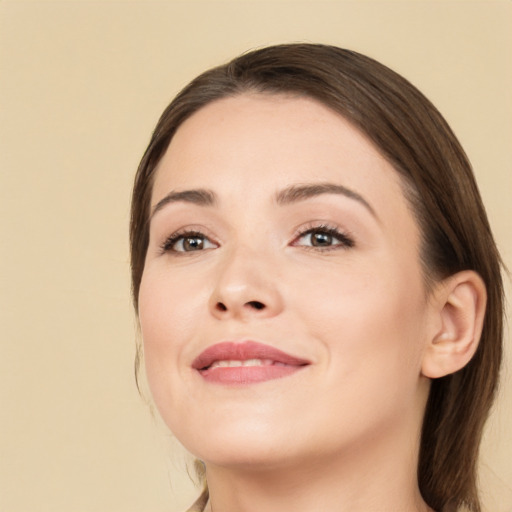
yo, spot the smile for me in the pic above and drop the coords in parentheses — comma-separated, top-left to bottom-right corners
(192, 341, 310, 385)
(209, 359, 286, 368)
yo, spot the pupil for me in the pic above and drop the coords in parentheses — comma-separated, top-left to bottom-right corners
(184, 237, 203, 251)
(312, 232, 332, 246)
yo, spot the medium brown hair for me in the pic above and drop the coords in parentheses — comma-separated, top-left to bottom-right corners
(130, 44, 504, 511)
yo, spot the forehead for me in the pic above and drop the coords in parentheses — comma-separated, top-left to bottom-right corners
(152, 94, 412, 224)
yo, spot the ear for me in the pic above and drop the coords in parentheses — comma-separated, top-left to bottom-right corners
(421, 270, 487, 379)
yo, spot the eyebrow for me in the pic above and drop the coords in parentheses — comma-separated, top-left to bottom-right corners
(150, 182, 376, 220)
(275, 182, 377, 218)
(150, 188, 217, 219)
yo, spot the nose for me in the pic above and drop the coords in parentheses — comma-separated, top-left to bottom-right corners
(209, 246, 284, 321)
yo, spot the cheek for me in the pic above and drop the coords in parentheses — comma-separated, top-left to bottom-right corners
(318, 282, 427, 434)
(137, 269, 202, 400)
(295, 261, 428, 381)
(139, 266, 203, 344)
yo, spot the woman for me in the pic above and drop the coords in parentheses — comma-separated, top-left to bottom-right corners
(130, 44, 504, 512)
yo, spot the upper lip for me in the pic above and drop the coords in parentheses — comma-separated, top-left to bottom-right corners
(192, 341, 311, 370)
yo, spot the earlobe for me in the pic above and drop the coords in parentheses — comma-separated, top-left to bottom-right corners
(421, 271, 487, 379)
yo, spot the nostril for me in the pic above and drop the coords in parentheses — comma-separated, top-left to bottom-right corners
(246, 301, 265, 310)
(216, 302, 228, 312)
(214, 300, 266, 313)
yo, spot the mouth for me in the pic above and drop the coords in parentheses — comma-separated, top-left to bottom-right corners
(192, 341, 310, 385)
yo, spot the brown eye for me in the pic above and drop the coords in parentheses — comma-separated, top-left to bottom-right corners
(293, 227, 354, 250)
(310, 232, 333, 247)
(162, 232, 217, 253)
(182, 236, 205, 251)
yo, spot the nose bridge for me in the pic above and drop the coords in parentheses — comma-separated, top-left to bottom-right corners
(209, 242, 283, 319)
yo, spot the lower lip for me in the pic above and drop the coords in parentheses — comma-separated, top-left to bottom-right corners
(198, 364, 305, 385)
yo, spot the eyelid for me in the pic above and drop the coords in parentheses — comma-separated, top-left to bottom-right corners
(159, 226, 220, 254)
(290, 222, 355, 249)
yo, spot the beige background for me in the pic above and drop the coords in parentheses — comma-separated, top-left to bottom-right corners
(1, 1, 511, 511)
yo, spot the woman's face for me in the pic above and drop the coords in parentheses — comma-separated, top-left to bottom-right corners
(139, 94, 435, 470)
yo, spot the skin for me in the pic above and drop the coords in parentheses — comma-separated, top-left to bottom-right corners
(138, 94, 439, 511)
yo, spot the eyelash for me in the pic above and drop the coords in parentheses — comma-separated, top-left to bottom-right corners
(160, 229, 216, 254)
(159, 224, 355, 254)
(291, 224, 355, 251)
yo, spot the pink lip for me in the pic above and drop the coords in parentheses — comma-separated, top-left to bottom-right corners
(192, 341, 310, 385)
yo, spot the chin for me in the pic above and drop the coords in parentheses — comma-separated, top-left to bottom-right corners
(178, 419, 301, 470)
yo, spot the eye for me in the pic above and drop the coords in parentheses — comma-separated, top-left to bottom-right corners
(161, 231, 218, 253)
(292, 226, 354, 250)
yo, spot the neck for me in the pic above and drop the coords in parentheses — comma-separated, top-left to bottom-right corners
(203, 410, 433, 512)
